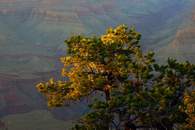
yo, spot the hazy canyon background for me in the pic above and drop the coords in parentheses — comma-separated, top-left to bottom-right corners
(0, 0, 195, 129)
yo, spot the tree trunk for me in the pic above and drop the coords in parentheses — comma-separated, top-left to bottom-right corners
(104, 84, 111, 101)
(103, 84, 111, 130)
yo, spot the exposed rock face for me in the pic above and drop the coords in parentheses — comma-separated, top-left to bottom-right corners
(0, 120, 7, 130)
(157, 7, 195, 63)
(0, 0, 195, 129)
(0, 0, 192, 76)
(171, 29, 195, 62)
(171, 28, 195, 48)
(0, 74, 47, 117)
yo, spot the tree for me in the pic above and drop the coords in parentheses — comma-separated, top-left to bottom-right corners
(36, 24, 195, 130)
(182, 90, 195, 130)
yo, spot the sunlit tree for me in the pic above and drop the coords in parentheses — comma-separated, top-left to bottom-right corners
(36, 25, 195, 130)
(181, 90, 195, 130)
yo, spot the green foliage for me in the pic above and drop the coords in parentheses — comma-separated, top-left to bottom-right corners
(36, 24, 195, 130)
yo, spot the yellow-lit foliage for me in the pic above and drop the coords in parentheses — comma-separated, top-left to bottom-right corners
(101, 25, 131, 45)
(36, 24, 150, 107)
(183, 90, 195, 129)
(35, 24, 195, 130)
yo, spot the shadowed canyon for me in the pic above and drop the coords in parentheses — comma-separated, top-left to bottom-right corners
(0, 0, 195, 129)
